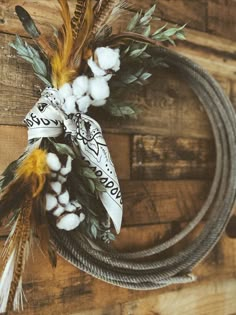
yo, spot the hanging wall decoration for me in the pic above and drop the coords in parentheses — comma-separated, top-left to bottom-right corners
(0, 0, 236, 313)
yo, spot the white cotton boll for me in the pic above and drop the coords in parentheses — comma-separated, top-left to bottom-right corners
(62, 95, 77, 115)
(56, 213, 81, 231)
(112, 58, 120, 72)
(65, 203, 76, 212)
(60, 156, 73, 176)
(53, 206, 65, 217)
(72, 76, 89, 97)
(45, 194, 58, 211)
(58, 83, 73, 101)
(79, 213, 85, 222)
(58, 190, 70, 205)
(95, 47, 120, 71)
(58, 174, 67, 184)
(104, 74, 113, 82)
(88, 57, 106, 77)
(47, 153, 61, 172)
(89, 77, 110, 101)
(76, 95, 91, 113)
(92, 99, 107, 107)
(50, 181, 62, 195)
(71, 200, 82, 210)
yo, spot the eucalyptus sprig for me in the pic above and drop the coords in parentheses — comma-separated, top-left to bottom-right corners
(9, 35, 51, 86)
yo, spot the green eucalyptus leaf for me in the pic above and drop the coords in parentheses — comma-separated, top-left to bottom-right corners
(91, 224, 98, 239)
(81, 167, 97, 179)
(152, 24, 168, 36)
(51, 141, 76, 158)
(140, 72, 152, 81)
(126, 11, 140, 31)
(35, 73, 52, 86)
(176, 32, 186, 40)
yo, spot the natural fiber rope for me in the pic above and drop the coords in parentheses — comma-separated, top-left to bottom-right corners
(51, 46, 236, 289)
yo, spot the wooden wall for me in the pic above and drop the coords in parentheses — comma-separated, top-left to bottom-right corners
(0, 1, 236, 314)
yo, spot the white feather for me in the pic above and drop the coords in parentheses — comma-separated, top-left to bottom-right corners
(0, 250, 16, 313)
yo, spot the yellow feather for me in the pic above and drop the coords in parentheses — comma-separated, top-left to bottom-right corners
(51, 0, 75, 88)
(16, 149, 49, 197)
(51, 0, 94, 88)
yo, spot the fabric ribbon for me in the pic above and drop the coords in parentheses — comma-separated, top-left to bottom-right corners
(24, 88, 123, 233)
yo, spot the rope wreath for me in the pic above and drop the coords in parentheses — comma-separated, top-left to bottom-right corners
(52, 45, 236, 289)
(1, 2, 235, 311)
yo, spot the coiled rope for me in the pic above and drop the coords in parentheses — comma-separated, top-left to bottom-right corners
(51, 46, 236, 290)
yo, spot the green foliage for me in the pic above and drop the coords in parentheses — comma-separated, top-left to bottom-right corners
(9, 35, 51, 86)
(105, 99, 140, 118)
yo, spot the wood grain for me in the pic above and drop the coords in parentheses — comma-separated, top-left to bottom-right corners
(0, 125, 130, 180)
(0, 1, 235, 314)
(132, 135, 215, 180)
(2, 233, 236, 315)
(121, 180, 211, 226)
(208, 0, 236, 41)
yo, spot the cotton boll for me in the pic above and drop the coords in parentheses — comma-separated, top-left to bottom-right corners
(104, 74, 113, 81)
(56, 213, 81, 231)
(76, 95, 91, 113)
(88, 57, 106, 77)
(58, 190, 70, 205)
(65, 203, 76, 212)
(62, 95, 77, 115)
(53, 206, 65, 217)
(58, 83, 72, 101)
(72, 76, 89, 97)
(79, 213, 85, 222)
(71, 200, 82, 210)
(47, 153, 61, 172)
(60, 156, 73, 176)
(112, 58, 120, 72)
(50, 181, 62, 195)
(89, 77, 110, 101)
(95, 47, 120, 71)
(58, 174, 67, 184)
(45, 194, 58, 211)
(92, 99, 107, 107)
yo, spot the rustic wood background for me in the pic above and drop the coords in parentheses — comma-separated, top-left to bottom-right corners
(0, 0, 236, 314)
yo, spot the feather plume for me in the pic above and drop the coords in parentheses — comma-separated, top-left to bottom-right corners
(15, 5, 54, 58)
(90, 0, 119, 39)
(71, 0, 88, 39)
(51, 0, 75, 88)
(0, 148, 51, 312)
(51, 0, 94, 88)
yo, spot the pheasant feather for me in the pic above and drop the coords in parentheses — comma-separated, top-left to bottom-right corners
(0, 148, 50, 312)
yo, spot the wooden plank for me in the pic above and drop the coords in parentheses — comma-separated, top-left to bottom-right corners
(0, 0, 207, 36)
(121, 180, 211, 226)
(129, 0, 207, 31)
(132, 135, 215, 180)
(0, 125, 130, 180)
(208, 0, 236, 41)
(2, 232, 236, 315)
(0, 35, 216, 139)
